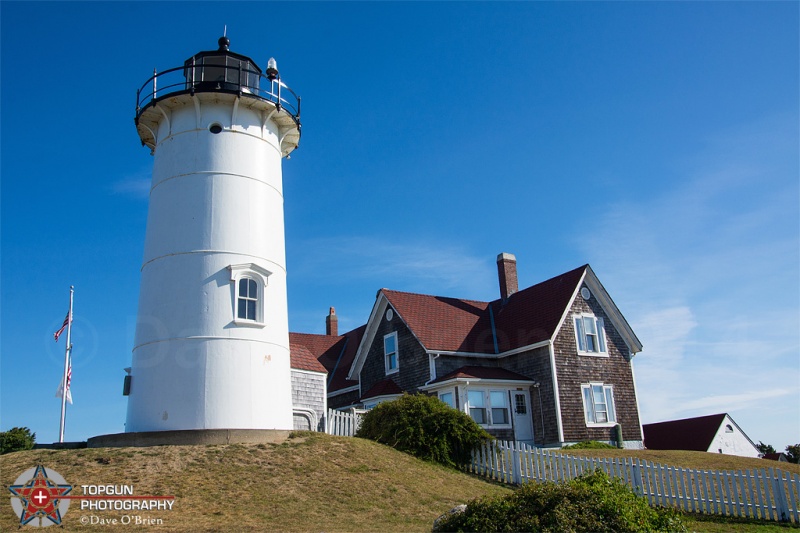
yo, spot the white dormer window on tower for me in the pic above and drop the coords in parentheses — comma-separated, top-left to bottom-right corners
(238, 278, 258, 320)
(228, 263, 271, 327)
(574, 314, 607, 355)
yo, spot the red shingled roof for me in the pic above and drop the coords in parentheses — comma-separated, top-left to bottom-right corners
(290, 325, 365, 393)
(642, 413, 728, 451)
(493, 265, 587, 352)
(289, 343, 328, 373)
(382, 265, 587, 354)
(360, 378, 403, 401)
(430, 365, 534, 384)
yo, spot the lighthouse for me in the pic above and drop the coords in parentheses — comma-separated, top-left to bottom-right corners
(125, 37, 300, 433)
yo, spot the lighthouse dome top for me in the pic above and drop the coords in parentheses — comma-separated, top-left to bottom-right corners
(134, 36, 301, 156)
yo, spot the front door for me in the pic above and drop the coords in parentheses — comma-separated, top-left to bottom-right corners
(512, 391, 534, 442)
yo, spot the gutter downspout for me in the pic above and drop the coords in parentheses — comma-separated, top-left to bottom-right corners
(424, 353, 440, 386)
(533, 382, 545, 442)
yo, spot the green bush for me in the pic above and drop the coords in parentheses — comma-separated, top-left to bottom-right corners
(355, 393, 491, 468)
(0, 427, 36, 454)
(563, 440, 616, 450)
(433, 469, 686, 533)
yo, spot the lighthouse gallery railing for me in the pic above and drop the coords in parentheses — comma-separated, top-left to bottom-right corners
(135, 60, 301, 126)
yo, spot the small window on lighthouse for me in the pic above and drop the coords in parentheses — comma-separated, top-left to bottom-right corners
(228, 263, 271, 327)
(237, 278, 258, 320)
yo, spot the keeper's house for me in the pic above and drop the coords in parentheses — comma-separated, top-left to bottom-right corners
(292, 253, 646, 448)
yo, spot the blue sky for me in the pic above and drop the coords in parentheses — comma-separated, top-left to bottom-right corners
(1, 2, 798, 451)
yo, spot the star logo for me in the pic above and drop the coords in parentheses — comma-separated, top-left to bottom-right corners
(8, 465, 72, 528)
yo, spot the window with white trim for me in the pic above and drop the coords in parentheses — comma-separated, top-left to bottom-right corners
(467, 390, 486, 424)
(384, 332, 398, 375)
(490, 390, 510, 425)
(237, 277, 258, 320)
(466, 389, 512, 427)
(581, 383, 616, 426)
(228, 263, 270, 327)
(574, 315, 607, 354)
(439, 391, 455, 409)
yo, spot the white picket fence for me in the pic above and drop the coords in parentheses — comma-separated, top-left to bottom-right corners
(325, 408, 364, 437)
(470, 440, 800, 523)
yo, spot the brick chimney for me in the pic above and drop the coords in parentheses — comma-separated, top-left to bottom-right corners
(326, 307, 338, 336)
(497, 253, 518, 300)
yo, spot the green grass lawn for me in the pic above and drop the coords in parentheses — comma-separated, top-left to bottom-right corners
(1, 433, 796, 532)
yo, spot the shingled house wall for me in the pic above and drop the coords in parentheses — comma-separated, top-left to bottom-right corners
(359, 305, 430, 398)
(291, 369, 326, 431)
(501, 346, 561, 447)
(553, 283, 643, 446)
(327, 388, 361, 410)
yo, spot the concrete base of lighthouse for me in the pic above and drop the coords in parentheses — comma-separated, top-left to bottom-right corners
(87, 429, 291, 448)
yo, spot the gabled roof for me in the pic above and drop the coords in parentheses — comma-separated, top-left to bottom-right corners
(643, 413, 729, 451)
(360, 378, 403, 401)
(429, 365, 535, 385)
(763, 453, 788, 462)
(345, 263, 642, 383)
(289, 343, 328, 373)
(290, 325, 365, 393)
(381, 290, 494, 353)
(381, 265, 588, 355)
(492, 265, 588, 352)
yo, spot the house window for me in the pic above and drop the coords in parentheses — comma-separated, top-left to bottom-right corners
(228, 263, 271, 327)
(581, 383, 616, 426)
(384, 332, 398, 374)
(467, 390, 487, 424)
(574, 315, 607, 354)
(490, 391, 510, 425)
(237, 278, 258, 320)
(466, 389, 512, 427)
(725, 424, 733, 433)
(439, 391, 455, 409)
(514, 393, 527, 415)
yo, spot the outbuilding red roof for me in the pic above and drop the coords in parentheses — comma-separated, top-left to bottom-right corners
(290, 325, 365, 393)
(642, 413, 728, 451)
(289, 343, 328, 373)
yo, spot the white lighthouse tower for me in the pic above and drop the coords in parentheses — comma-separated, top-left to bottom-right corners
(125, 37, 300, 433)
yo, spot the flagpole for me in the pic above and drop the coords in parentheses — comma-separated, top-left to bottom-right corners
(58, 286, 74, 443)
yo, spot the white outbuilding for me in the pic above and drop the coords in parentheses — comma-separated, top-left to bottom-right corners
(643, 413, 761, 458)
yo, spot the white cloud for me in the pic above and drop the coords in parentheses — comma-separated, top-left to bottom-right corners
(578, 112, 800, 448)
(109, 170, 151, 199)
(292, 236, 495, 298)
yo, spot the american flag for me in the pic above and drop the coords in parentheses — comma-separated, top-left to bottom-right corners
(53, 312, 71, 342)
(55, 358, 73, 404)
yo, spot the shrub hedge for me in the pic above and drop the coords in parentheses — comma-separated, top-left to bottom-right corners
(355, 393, 491, 468)
(433, 469, 686, 532)
(562, 440, 616, 450)
(0, 427, 36, 454)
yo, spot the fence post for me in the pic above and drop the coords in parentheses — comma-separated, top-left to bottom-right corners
(771, 468, 790, 522)
(511, 442, 522, 485)
(631, 459, 644, 496)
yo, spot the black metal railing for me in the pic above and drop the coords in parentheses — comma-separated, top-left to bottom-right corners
(135, 60, 301, 126)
